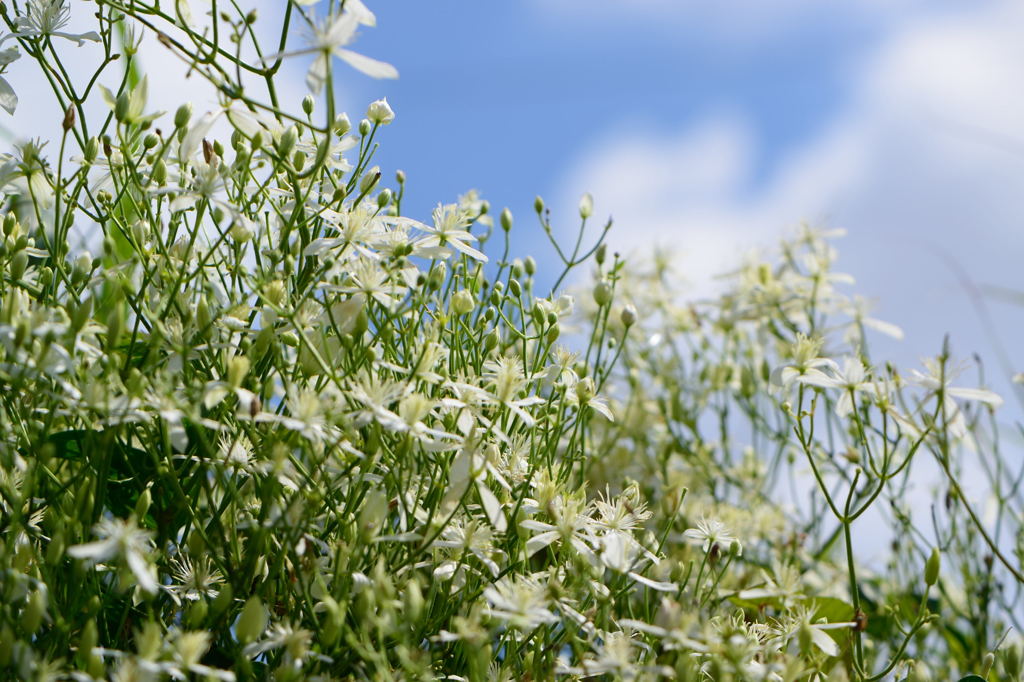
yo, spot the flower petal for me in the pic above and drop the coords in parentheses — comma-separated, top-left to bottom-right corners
(947, 386, 1003, 407)
(0, 77, 17, 115)
(335, 48, 399, 79)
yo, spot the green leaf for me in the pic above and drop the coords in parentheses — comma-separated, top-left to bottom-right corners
(805, 596, 855, 623)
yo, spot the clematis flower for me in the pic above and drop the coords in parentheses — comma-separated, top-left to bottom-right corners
(10, 0, 101, 46)
(417, 203, 489, 262)
(910, 357, 1002, 439)
(683, 518, 741, 557)
(263, 4, 397, 94)
(68, 516, 159, 593)
(799, 356, 881, 417)
(770, 333, 838, 389)
(0, 0, 101, 115)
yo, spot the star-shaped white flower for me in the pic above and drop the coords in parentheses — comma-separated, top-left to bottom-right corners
(910, 357, 1002, 439)
(263, 4, 397, 94)
(68, 516, 159, 593)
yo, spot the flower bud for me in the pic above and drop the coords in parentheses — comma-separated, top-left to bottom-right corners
(277, 126, 298, 158)
(21, 587, 47, 635)
(228, 355, 250, 388)
(235, 596, 267, 644)
(334, 113, 351, 136)
(126, 487, 152, 527)
(143, 133, 159, 150)
(63, 103, 76, 132)
(593, 281, 612, 307)
(532, 302, 545, 326)
(509, 278, 521, 297)
(186, 598, 208, 628)
(620, 304, 637, 327)
(376, 189, 392, 209)
(500, 207, 513, 232)
(358, 118, 372, 136)
(533, 196, 544, 214)
(175, 103, 193, 129)
(359, 167, 380, 194)
(452, 289, 475, 316)
(579, 192, 594, 219)
(484, 329, 499, 352)
(396, 169, 406, 184)
(981, 652, 996, 677)
(74, 251, 92, 275)
(10, 251, 27, 280)
(302, 94, 315, 116)
(524, 256, 536, 276)
(595, 243, 607, 265)
(152, 158, 167, 185)
(115, 92, 131, 122)
(84, 137, 100, 163)
(211, 582, 233, 618)
(428, 262, 446, 290)
(2, 213, 16, 237)
(924, 547, 940, 586)
(78, 620, 98, 664)
(367, 98, 395, 125)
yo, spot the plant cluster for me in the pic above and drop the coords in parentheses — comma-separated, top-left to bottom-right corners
(0, 1, 1021, 680)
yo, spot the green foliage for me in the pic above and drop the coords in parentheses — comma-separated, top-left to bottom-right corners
(0, 1, 1020, 680)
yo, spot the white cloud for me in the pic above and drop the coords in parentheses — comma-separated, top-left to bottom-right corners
(555, 1, 1024, 324)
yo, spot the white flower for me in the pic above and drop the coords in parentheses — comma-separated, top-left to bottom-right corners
(683, 518, 741, 557)
(573, 376, 615, 421)
(243, 621, 314, 662)
(910, 357, 1002, 439)
(169, 555, 223, 602)
(483, 573, 560, 632)
(263, 6, 397, 94)
(770, 333, 838, 389)
(10, 0, 100, 46)
(519, 494, 598, 563)
(367, 98, 395, 125)
(413, 203, 489, 262)
(68, 516, 159, 593)
(800, 356, 881, 417)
